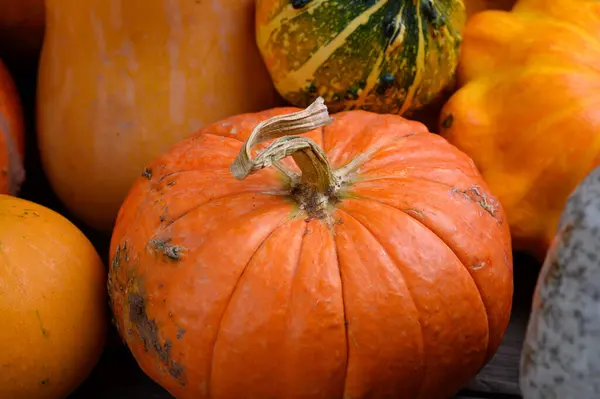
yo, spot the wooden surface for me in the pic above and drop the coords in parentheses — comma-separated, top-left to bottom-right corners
(6, 56, 540, 399)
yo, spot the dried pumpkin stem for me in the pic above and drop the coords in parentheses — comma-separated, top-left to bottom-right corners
(230, 97, 335, 193)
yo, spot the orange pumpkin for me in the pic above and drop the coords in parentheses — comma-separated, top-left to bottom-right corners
(0, 0, 45, 63)
(36, 0, 282, 233)
(109, 98, 513, 399)
(439, 0, 600, 260)
(0, 195, 108, 399)
(0, 59, 25, 195)
(464, 0, 516, 18)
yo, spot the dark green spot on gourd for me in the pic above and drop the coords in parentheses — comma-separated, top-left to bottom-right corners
(291, 0, 312, 9)
(441, 113, 454, 129)
(421, 0, 446, 29)
(377, 73, 395, 94)
(383, 17, 396, 38)
(345, 86, 360, 100)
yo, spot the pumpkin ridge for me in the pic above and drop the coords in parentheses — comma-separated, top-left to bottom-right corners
(161, 191, 293, 229)
(350, 195, 492, 362)
(207, 220, 294, 396)
(334, 207, 427, 396)
(201, 131, 245, 144)
(352, 176, 503, 224)
(354, 174, 460, 190)
(331, 221, 350, 396)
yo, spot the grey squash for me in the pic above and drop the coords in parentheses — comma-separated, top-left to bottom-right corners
(520, 165, 600, 399)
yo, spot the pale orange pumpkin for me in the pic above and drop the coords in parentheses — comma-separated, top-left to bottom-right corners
(0, 195, 108, 399)
(36, 0, 282, 233)
(0, 59, 25, 195)
(109, 98, 513, 399)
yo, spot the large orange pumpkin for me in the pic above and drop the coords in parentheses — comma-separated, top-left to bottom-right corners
(0, 59, 25, 195)
(36, 0, 282, 233)
(0, 195, 108, 399)
(439, 0, 600, 260)
(109, 98, 513, 399)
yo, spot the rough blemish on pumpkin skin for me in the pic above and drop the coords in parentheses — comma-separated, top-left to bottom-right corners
(404, 209, 424, 219)
(159, 206, 169, 223)
(148, 238, 185, 261)
(128, 293, 186, 385)
(472, 260, 487, 271)
(142, 167, 153, 180)
(452, 186, 500, 221)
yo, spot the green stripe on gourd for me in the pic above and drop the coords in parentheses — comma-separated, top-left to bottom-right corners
(256, 0, 466, 115)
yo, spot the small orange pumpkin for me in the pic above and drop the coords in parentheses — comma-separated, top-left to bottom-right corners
(109, 99, 513, 399)
(0, 195, 108, 399)
(0, 59, 25, 195)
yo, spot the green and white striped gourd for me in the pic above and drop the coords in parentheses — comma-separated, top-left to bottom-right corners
(256, 0, 466, 115)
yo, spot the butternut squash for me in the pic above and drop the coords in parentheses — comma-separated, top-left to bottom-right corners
(36, 0, 281, 233)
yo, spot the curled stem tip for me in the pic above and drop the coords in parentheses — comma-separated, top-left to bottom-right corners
(230, 97, 335, 193)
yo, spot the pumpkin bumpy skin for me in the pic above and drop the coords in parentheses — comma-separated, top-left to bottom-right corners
(439, 0, 600, 260)
(256, 0, 466, 115)
(520, 165, 600, 399)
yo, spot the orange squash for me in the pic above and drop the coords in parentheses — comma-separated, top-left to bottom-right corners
(0, 0, 45, 63)
(109, 98, 513, 399)
(0, 59, 25, 195)
(36, 0, 282, 233)
(439, 0, 600, 260)
(464, 0, 516, 18)
(0, 195, 108, 399)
